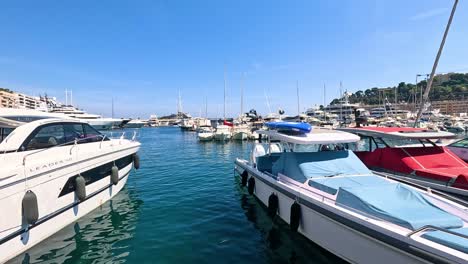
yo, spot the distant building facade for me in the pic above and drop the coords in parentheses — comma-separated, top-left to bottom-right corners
(0, 89, 46, 110)
(0, 90, 16, 108)
(15, 93, 42, 109)
(431, 100, 468, 115)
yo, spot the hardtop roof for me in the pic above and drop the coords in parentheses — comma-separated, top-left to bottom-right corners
(339, 127, 456, 140)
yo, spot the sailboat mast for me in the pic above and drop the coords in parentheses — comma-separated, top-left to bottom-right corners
(340, 81, 343, 121)
(241, 73, 244, 117)
(415, 0, 458, 126)
(296, 80, 300, 116)
(224, 65, 226, 120)
(177, 89, 182, 118)
(111, 97, 114, 119)
(323, 83, 326, 120)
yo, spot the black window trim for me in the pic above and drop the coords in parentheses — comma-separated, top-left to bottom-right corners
(19, 122, 107, 152)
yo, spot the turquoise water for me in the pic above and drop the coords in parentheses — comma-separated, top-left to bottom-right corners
(10, 128, 343, 264)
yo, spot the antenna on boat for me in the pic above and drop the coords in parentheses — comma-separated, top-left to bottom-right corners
(414, 0, 458, 127)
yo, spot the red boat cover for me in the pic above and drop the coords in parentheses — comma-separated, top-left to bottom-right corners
(223, 120, 233, 127)
(355, 146, 468, 190)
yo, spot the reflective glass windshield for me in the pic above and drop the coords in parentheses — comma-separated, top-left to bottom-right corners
(450, 139, 468, 148)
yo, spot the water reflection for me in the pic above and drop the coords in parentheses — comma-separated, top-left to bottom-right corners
(235, 178, 345, 264)
(10, 187, 143, 264)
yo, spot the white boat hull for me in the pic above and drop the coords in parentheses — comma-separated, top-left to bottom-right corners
(0, 164, 132, 263)
(214, 133, 231, 141)
(234, 160, 462, 264)
(0, 136, 140, 263)
(125, 123, 145, 129)
(232, 132, 248, 140)
(198, 133, 214, 141)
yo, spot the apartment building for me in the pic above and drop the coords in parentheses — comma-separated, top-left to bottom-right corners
(431, 100, 468, 115)
(0, 90, 16, 108)
(15, 93, 42, 109)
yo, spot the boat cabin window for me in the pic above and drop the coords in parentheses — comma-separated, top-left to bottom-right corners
(0, 127, 14, 143)
(82, 123, 107, 143)
(24, 124, 65, 150)
(22, 123, 108, 151)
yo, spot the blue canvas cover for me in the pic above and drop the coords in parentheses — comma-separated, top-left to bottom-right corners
(422, 228, 468, 254)
(265, 122, 312, 133)
(336, 183, 464, 230)
(308, 175, 388, 195)
(272, 151, 371, 182)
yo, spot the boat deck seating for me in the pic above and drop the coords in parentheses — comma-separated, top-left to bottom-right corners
(422, 227, 468, 254)
(272, 150, 466, 231)
(355, 147, 468, 190)
(308, 175, 387, 195)
(271, 150, 371, 183)
(256, 154, 281, 173)
(335, 182, 464, 230)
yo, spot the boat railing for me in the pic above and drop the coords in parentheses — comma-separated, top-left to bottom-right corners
(407, 225, 468, 240)
(106, 130, 139, 143)
(22, 134, 112, 165)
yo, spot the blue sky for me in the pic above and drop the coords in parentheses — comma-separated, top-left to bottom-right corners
(0, 0, 467, 118)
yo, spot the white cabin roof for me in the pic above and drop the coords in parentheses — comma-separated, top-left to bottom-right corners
(258, 128, 360, 145)
(0, 119, 88, 152)
(338, 127, 456, 140)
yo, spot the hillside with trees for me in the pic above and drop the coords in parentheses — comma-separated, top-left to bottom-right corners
(330, 73, 468, 106)
(0, 88, 13, 93)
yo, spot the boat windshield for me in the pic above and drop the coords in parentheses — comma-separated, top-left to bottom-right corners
(450, 138, 468, 148)
(0, 127, 15, 143)
(349, 136, 436, 152)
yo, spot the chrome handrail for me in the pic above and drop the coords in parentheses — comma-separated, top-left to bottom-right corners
(408, 225, 468, 240)
(22, 134, 106, 165)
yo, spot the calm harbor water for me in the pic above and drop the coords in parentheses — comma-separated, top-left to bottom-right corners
(10, 127, 343, 264)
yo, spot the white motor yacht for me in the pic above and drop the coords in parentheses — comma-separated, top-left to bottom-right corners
(214, 124, 232, 141)
(232, 125, 250, 140)
(51, 105, 123, 130)
(0, 119, 141, 263)
(197, 126, 214, 141)
(124, 119, 147, 129)
(235, 122, 468, 263)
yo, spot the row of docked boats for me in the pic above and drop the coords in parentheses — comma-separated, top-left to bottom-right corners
(0, 116, 141, 262)
(195, 121, 260, 142)
(234, 122, 468, 263)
